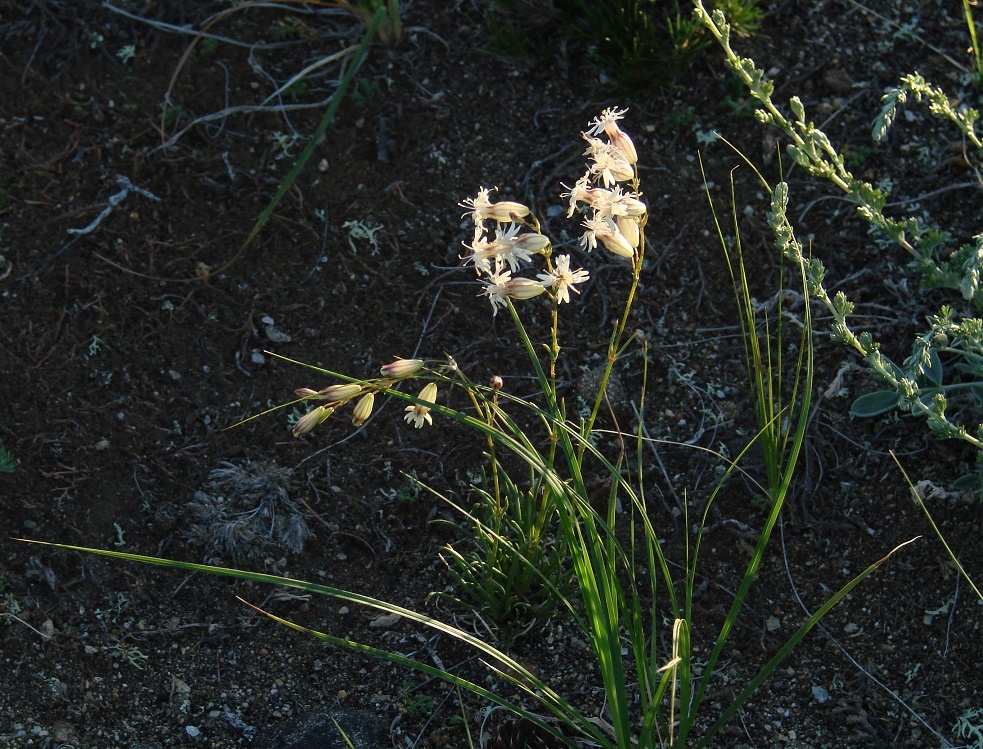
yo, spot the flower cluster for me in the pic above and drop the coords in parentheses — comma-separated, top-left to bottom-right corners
(292, 357, 438, 436)
(460, 188, 591, 315)
(460, 109, 643, 315)
(289, 110, 644, 437)
(563, 107, 645, 259)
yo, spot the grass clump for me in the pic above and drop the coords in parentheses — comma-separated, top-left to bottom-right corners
(21, 106, 919, 747)
(483, 0, 763, 92)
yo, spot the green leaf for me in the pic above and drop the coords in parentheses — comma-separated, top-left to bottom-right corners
(952, 473, 983, 497)
(923, 350, 944, 386)
(0, 440, 16, 473)
(850, 390, 900, 417)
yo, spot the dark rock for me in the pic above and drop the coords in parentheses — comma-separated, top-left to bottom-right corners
(250, 709, 385, 749)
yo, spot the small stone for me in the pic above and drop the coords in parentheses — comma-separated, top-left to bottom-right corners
(369, 612, 401, 628)
(822, 68, 854, 93)
(812, 685, 830, 703)
(265, 325, 292, 343)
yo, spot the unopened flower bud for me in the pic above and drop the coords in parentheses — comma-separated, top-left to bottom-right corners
(513, 232, 550, 255)
(461, 187, 531, 225)
(317, 383, 363, 402)
(351, 392, 376, 426)
(600, 230, 635, 258)
(379, 358, 424, 379)
(486, 201, 531, 224)
(616, 215, 640, 249)
(490, 375, 504, 390)
(295, 387, 320, 398)
(505, 277, 547, 300)
(292, 405, 335, 437)
(608, 129, 637, 164)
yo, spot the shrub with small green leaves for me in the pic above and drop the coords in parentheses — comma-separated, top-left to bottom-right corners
(696, 1, 983, 495)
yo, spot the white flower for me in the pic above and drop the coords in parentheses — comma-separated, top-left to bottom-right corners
(481, 268, 513, 314)
(490, 222, 531, 272)
(586, 107, 637, 164)
(586, 106, 628, 137)
(537, 255, 590, 304)
(464, 223, 550, 275)
(462, 226, 497, 275)
(583, 137, 634, 187)
(581, 216, 635, 258)
(404, 382, 438, 428)
(460, 187, 530, 225)
(494, 223, 549, 272)
(561, 171, 600, 217)
(566, 181, 646, 222)
(480, 268, 546, 314)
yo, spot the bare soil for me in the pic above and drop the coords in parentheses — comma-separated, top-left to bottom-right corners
(1, 1, 981, 748)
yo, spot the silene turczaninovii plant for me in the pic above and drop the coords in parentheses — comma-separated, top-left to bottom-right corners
(695, 0, 983, 497)
(22, 109, 914, 748)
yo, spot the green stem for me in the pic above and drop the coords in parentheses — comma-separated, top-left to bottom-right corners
(578, 233, 645, 462)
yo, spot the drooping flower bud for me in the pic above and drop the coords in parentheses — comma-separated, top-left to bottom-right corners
(292, 405, 335, 437)
(581, 216, 635, 258)
(379, 358, 424, 379)
(512, 232, 550, 256)
(317, 383, 363, 402)
(505, 277, 547, 300)
(460, 187, 531, 225)
(616, 215, 640, 249)
(351, 392, 376, 427)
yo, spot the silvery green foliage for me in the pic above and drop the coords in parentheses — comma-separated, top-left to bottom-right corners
(0, 438, 16, 473)
(186, 460, 312, 563)
(697, 2, 983, 493)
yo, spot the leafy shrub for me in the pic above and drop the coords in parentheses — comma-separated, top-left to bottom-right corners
(697, 1, 983, 496)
